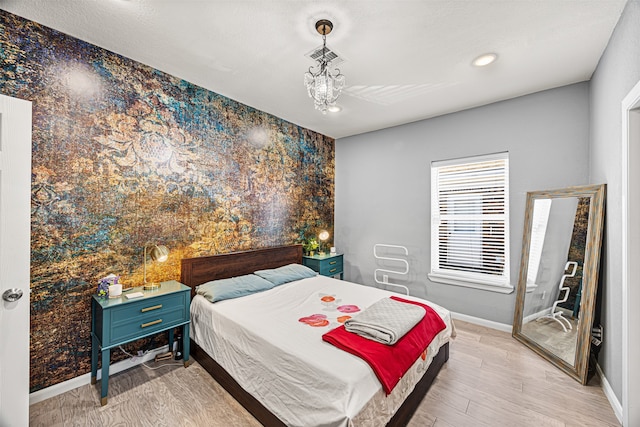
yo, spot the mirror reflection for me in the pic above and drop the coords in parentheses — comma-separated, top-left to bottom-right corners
(519, 197, 589, 365)
(512, 184, 605, 384)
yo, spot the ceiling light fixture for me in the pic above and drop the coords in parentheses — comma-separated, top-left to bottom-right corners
(327, 105, 342, 113)
(304, 19, 345, 114)
(472, 53, 498, 67)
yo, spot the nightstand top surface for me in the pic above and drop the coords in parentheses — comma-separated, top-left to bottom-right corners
(302, 253, 342, 260)
(92, 280, 189, 308)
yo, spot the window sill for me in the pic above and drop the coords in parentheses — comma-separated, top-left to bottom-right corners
(428, 273, 514, 294)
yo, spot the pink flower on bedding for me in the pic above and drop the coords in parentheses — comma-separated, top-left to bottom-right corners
(337, 305, 360, 313)
(298, 314, 330, 327)
(337, 315, 352, 323)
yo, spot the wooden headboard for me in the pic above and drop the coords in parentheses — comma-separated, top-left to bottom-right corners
(180, 245, 303, 298)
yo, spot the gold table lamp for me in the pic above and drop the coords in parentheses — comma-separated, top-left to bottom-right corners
(143, 244, 169, 290)
(318, 230, 330, 255)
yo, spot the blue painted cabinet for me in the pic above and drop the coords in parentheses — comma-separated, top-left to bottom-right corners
(303, 253, 344, 279)
(91, 280, 190, 405)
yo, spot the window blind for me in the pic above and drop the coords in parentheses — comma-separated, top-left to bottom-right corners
(431, 153, 510, 287)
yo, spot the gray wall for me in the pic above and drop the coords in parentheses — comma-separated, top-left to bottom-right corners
(335, 82, 590, 325)
(590, 0, 640, 403)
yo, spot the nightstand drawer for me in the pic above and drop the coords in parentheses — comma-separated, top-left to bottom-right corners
(319, 256, 343, 276)
(108, 293, 188, 345)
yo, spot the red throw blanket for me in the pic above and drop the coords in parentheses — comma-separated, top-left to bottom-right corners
(322, 296, 446, 394)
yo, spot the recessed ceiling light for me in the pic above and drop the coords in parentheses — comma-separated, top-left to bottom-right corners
(472, 53, 498, 67)
(327, 105, 342, 113)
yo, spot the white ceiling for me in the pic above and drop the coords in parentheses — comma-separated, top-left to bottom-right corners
(0, 0, 628, 139)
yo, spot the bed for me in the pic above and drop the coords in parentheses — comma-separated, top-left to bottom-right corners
(181, 245, 452, 427)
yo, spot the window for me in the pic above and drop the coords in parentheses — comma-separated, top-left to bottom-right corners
(526, 198, 551, 288)
(429, 152, 512, 293)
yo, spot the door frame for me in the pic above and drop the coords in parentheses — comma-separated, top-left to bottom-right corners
(621, 78, 640, 427)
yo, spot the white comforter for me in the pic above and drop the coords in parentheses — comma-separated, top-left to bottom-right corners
(190, 275, 452, 427)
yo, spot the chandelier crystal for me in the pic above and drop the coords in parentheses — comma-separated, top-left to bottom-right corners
(304, 19, 345, 114)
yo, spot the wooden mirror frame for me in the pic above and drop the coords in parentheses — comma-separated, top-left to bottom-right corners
(512, 184, 606, 384)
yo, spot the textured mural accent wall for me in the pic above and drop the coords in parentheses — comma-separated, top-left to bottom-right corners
(0, 11, 334, 392)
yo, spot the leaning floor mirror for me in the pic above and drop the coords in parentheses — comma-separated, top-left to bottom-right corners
(512, 184, 605, 384)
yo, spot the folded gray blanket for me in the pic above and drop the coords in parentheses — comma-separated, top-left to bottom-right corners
(344, 297, 426, 345)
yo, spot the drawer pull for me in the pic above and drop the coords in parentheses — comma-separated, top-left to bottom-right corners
(141, 304, 162, 313)
(329, 268, 337, 273)
(329, 261, 337, 265)
(141, 319, 162, 328)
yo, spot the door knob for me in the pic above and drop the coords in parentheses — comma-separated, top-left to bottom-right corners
(2, 288, 23, 302)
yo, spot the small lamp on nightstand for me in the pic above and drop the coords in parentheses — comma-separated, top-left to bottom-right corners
(143, 244, 169, 290)
(318, 230, 330, 255)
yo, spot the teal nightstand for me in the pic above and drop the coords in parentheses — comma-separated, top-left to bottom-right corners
(303, 253, 344, 279)
(91, 280, 190, 405)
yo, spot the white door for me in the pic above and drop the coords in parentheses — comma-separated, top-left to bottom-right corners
(0, 94, 32, 426)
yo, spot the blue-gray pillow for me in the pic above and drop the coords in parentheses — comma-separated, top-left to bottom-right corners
(254, 263, 318, 286)
(196, 274, 274, 303)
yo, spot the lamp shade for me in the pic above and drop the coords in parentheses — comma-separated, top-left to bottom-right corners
(148, 245, 169, 262)
(318, 230, 330, 241)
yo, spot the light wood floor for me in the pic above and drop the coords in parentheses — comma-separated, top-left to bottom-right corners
(30, 320, 620, 427)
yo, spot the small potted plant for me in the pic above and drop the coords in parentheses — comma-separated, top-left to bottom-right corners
(303, 238, 319, 256)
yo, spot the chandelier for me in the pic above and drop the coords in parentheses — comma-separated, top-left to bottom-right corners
(304, 19, 345, 114)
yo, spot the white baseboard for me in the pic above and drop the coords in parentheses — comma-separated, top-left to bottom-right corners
(523, 308, 550, 324)
(450, 311, 512, 333)
(523, 306, 574, 322)
(29, 345, 170, 406)
(596, 363, 623, 424)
